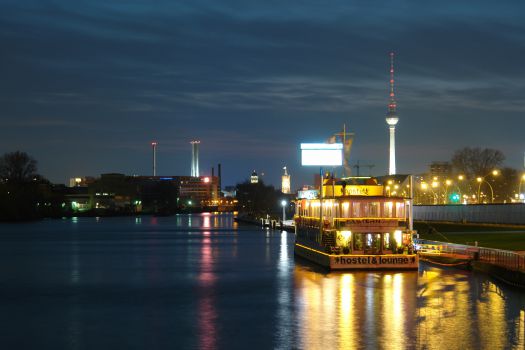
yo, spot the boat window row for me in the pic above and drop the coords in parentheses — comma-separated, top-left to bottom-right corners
(297, 200, 406, 219)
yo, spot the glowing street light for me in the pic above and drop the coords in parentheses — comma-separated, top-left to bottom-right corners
(420, 181, 438, 204)
(281, 200, 287, 222)
(477, 177, 495, 203)
(475, 170, 499, 203)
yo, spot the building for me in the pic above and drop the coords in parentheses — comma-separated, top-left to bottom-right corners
(178, 175, 219, 207)
(281, 166, 291, 194)
(69, 176, 95, 187)
(64, 173, 220, 214)
(429, 161, 452, 180)
(250, 170, 259, 184)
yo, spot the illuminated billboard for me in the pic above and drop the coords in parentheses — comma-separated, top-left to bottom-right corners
(301, 143, 343, 166)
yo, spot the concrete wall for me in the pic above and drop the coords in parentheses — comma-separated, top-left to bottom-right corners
(414, 204, 525, 225)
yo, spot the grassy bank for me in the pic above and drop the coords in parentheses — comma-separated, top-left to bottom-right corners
(414, 221, 525, 251)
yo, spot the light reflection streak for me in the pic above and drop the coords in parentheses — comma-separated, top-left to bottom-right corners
(276, 231, 292, 348)
(477, 282, 506, 349)
(518, 309, 525, 347)
(198, 234, 217, 350)
(265, 231, 270, 263)
(382, 274, 404, 349)
(339, 274, 356, 349)
(203, 214, 211, 229)
(364, 274, 376, 348)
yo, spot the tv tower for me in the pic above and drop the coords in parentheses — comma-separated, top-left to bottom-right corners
(151, 141, 158, 176)
(385, 52, 399, 175)
(190, 140, 200, 177)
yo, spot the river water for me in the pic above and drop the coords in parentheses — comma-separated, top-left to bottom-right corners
(0, 213, 524, 349)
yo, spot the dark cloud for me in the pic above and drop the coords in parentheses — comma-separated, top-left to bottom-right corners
(1, 0, 524, 186)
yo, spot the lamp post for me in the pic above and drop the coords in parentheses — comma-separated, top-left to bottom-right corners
(421, 182, 437, 205)
(477, 177, 495, 203)
(281, 200, 287, 222)
(443, 179, 452, 204)
(476, 170, 499, 204)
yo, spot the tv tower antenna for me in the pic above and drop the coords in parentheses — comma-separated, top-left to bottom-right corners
(386, 51, 399, 175)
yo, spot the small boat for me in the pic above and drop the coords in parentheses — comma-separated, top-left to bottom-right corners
(418, 248, 472, 268)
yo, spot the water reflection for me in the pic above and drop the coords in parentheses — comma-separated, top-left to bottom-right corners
(276, 231, 292, 348)
(294, 263, 525, 349)
(202, 213, 211, 229)
(3, 214, 525, 349)
(198, 233, 217, 350)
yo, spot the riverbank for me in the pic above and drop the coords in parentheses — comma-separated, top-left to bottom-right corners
(414, 221, 525, 250)
(416, 237, 525, 288)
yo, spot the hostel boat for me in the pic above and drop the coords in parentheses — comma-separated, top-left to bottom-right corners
(294, 177, 418, 270)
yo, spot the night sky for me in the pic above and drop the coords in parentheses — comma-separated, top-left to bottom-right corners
(1, 1, 524, 188)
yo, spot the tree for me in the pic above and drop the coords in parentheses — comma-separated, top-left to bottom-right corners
(492, 167, 519, 203)
(236, 180, 281, 217)
(0, 151, 42, 221)
(451, 147, 505, 179)
(0, 151, 38, 182)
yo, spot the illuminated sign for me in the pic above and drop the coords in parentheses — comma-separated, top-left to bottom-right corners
(301, 143, 343, 166)
(332, 255, 418, 268)
(297, 190, 319, 199)
(322, 185, 384, 197)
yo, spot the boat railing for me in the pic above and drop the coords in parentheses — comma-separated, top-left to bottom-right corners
(477, 248, 525, 272)
(416, 239, 525, 272)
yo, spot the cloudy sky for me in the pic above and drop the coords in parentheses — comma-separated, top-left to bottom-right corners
(1, 0, 524, 187)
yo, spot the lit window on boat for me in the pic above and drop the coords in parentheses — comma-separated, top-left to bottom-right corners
(366, 202, 380, 217)
(352, 202, 360, 217)
(384, 202, 393, 217)
(396, 202, 405, 218)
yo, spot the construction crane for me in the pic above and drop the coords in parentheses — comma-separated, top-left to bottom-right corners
(352, 160, 375, 177)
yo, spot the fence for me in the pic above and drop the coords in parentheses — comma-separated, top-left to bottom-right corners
(478, 248, 525, 272)
(416, 238, 525, 272)
(414, 203, 525, 225)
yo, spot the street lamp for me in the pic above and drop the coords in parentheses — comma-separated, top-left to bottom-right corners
(477, 177, 495, 203)
(443, 179, 452, 204)
(476, 170, 499, 203)
(281, 200, 287, 222)
(421, 182, 437, 204)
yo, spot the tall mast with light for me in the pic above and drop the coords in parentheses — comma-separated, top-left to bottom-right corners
(151, 141, 158, 176)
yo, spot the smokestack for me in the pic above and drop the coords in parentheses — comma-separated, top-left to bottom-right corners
(218, 163, 221, 191)
(190, 140, 200, 177)
(151, 141, 158, 176)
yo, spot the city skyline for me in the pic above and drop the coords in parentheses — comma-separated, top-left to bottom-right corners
(1, 1, 524, 187)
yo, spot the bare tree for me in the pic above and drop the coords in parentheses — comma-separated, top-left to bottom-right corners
(451, 147, 505, 178)
(0, 151, 38, 182)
